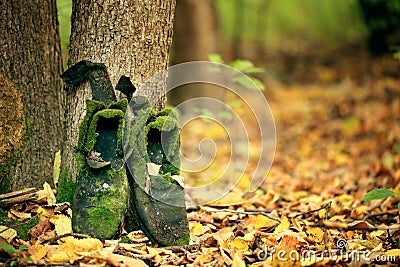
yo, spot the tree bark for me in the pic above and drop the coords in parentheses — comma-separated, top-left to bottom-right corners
(0, 0, 65, 191)
(62, 0, 176, 180)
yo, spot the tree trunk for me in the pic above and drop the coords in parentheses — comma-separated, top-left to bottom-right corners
(0, 0, 65, 191)
(168, 0, 221, 107)
(62, 0, 176, 180)
(172, 0, 220, 64)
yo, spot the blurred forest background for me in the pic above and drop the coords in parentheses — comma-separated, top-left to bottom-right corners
(57, 0, 400, 86)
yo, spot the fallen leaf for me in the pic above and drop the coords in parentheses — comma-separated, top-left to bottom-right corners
(350, 205, 369, 220)
(28, 243, 47, 261)
(274, 216, 290, 234)
(93, 249, 148, 267)
(51, 214, 72, 236)
(46, 237, 103, 263)
(37, 182, 56, 205)
(244, 214, 277, 230)
(230, 237, 249, 251)
(189, 221, 211, 236)
(0, 226, 17, 243)
(385, 249, 400, 256)
(306, 227, 325, 244)
(232, 252, 246, 267)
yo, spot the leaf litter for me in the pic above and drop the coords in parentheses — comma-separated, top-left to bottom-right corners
(0, 55, 400, 266)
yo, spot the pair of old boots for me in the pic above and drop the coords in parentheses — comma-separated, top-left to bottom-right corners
(61, 61, 189, 246)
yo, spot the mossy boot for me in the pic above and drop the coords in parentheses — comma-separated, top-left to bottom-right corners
(124, 96, 190, 246)
(73, 99, 129, 240)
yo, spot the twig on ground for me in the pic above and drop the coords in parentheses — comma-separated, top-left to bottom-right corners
(116, 247, 155, 260)
(0, 188, 37, 201)
(0, 188, 39, 207)
(315, 220, 400, 232)
(201, 207, 281, 223)
(161, 244, 201, 253)
(290, 202, 332, 219)
(188, 216, 221, 228)
(363, 211, 398, 222)
(42, 233, 92, 244)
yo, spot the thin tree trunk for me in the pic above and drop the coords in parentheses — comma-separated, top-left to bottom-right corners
(232, 0, 244, 58)
(168, 0, 221, 107)
(0, 0, 65, 191)
(62, 0, 176, 180)
(173, 0, 220, 64)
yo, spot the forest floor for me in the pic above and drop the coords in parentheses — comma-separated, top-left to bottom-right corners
(0, 51, 399, 266)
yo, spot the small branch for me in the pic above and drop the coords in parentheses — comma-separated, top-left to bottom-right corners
(201, 207, 281, 223)
(290, 202, 332, 219)
(42, 233, 92, 244)
(316, 220, 400, 232)
(0, 188, 37, 200)
(0, 193, 40, 207)
(366, 198, 386, 212)
(161, 244, 201, 253)
(363, 211, 398, 222)
(188, 217, 221, 228)
(0, 188, 40, 207)
(116, 247, 155, 260)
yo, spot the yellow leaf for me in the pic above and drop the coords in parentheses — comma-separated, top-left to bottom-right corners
(47, 236, 103, 263)
(7, 211, 17, 220)
(201, 247, 218, 255)
(242, 231, 257, 242)
(28, 244, 47, 261)
(193, 254, 213, 265)
(232, 252, 246, 267)
(0, 226, 17, 243)
(370, 230, 385, 238)
(385, 249, 400, 256)
(46, 245, 70, 263)
(318, 209, 326, 219)
(371, 243, 383, 252)
(37, 182, 56, 205)
(190, 221, 202, 236)
(53, 150, 61, 187)
(336, 194, 354, 208)
(291, 218, 302, 232)
(244, 214, 277, 230)
(230, 237, 248, 251)
(189, 221, 210, 236)
(53, 214, 72, 236)
(36, 207, 51, 216)
(274, 216, 290, 234)
(306, 227, 325, 244)
(254, 214, 278, 230)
